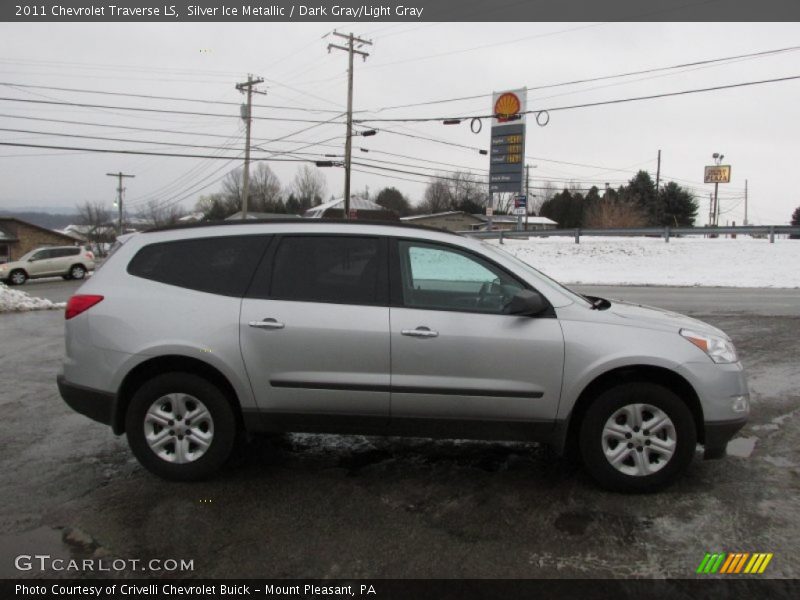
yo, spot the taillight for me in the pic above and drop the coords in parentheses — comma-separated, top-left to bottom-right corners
(85, 252, 94, 259)
(65, 295, 104, 320)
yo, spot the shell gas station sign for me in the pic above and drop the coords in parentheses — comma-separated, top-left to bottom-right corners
(489, 89, 527, 193)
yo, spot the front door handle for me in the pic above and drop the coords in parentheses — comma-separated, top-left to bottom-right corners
(401, 327, 438, 338)
(249, 318, 285, 330)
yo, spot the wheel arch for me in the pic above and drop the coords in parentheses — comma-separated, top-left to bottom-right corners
(560, 365, 704, 459)
(114, 355, 243, 435)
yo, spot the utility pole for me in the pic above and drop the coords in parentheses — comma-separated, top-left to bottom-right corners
(655, 149, 661, 192)
(235, 74, 265, 220)
(328, 31, 371, 219)
(106, 172, 135, 235)
(744, 179, 748, 226)
(525, 164, 531, 231)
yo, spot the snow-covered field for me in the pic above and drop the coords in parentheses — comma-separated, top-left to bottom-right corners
(487, 236, 800, 288)
(0, 283, 65, 313)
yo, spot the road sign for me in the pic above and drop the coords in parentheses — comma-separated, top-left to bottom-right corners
(704, 165, 731, 184)
(512, 207, 527, 216)
(486, 206, 493, 216)
(489, 89, 527, 194)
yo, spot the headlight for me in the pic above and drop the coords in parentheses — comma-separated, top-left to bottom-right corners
(680, 328, 738, 364)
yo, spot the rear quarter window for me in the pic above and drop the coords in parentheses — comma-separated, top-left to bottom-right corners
(127, 235, 270, 297)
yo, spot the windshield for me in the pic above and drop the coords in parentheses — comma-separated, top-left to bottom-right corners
(478, 240, 593, 307)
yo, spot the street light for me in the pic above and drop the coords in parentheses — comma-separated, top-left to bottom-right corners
(711, 152, 725, 225)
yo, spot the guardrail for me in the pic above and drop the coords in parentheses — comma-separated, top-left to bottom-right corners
(463, 225, 800, 244)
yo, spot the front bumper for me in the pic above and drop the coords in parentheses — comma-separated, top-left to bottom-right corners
(703, 417, 748, 459)
(57, 375, 116, 428)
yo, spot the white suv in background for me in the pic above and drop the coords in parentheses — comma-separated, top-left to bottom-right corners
(0, 245, 95, 285)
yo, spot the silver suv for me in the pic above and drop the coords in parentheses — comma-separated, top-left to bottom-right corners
(57, 221, 749, 491)
(1, 245, 95, 285)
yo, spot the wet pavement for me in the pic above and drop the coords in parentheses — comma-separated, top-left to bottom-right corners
(0, 308, 798, 579)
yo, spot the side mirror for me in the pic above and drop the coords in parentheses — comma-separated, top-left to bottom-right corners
(506, 289, 549, 316)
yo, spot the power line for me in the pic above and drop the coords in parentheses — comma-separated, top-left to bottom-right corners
(355, 74, 800, 123)
(0, 96, 346, 124)
(0, 141, 322, 161)
(366, 44, 800, 112)
(0, 113, 345, 148)
(0, 81, 349, 114)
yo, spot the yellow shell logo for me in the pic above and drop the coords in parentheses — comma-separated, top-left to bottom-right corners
(495, 93, 521, 122)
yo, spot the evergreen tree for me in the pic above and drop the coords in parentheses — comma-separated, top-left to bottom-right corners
(657, 182, 698, 226)
(791, 205, 800, 239)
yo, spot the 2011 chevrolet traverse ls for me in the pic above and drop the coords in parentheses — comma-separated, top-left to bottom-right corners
(57, 220, 749, 492)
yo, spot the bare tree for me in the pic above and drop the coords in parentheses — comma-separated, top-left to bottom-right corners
(137, 200, 185, 229)
(418, 171, 487, 214)
(533, 181, 558, 215)
(76, 201, 114, 254)
(250, 163, 283, 212)
(293, 164, 327, 210)
(418, 178, 451, 213)
(584, 198, 647, 229)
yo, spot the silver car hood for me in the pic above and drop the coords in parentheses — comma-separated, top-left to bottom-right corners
(606, 299, 728, 339)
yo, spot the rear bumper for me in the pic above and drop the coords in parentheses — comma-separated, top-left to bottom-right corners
(703, 417, 748, 459)
(57, 375, 116, 428)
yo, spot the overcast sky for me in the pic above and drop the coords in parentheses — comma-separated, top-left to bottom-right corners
(0, 21, 798, 224)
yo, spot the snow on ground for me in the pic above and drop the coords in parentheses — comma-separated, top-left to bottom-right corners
(0, 283, 65, 313)
(486, 236, 800, 288)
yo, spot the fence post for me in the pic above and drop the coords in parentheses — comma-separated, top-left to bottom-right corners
(665, 226, 670, 243)
(499, 230, 504, 245)
(574, 228, 580, 244)
(769, 226, 775, 244)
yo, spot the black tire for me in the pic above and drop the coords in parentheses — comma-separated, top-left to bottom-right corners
(69, 264, 87, 280)
(579, 382, 696, 493)
(8, 269, 27, 285)
(125, 373, 238, 481)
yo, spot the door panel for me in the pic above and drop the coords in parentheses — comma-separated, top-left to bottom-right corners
(389, 239, 564, 423)
(390, 307, 564, 420)
(239, 234, 391, 419)
(240, 300, 390, 417)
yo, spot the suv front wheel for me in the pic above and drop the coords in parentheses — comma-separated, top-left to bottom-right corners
(125, 373, 238, 481)
(579, 382, 696, 493)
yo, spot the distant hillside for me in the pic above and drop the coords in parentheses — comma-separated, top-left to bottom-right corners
(0, 210, 78, 231)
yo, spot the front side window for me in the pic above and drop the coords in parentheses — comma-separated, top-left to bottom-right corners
(127, 235, 269, 297)
(398, 241, 523, 313)
(269, 236, 385, 305)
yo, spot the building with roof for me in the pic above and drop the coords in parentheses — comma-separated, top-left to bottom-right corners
(471, 215, 558, 231)
(225, 211, 301, 221)
(304, 197, 398, 221)
(0, 217, 83, 264)
(400, 211, 484, 232)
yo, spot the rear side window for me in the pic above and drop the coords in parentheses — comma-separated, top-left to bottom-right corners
(128, 235, 270, 297)
(269, 235, 386, 305)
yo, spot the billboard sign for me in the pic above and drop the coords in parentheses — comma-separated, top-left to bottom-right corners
(704, 165, 732, 184)
(489, 89, 527, 194)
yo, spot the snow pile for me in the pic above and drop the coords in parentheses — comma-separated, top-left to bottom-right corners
(0, 283, 66, 313)
(488, 236, 800, 288)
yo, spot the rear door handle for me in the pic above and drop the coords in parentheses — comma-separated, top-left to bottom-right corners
(401, 327, 438, 338)
(249, 318, 285, 330)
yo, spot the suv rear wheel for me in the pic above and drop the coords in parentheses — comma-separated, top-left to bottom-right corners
(125, 373, 238, 481)
(69, 265, 87, 280)
(579, 382, 696, 493)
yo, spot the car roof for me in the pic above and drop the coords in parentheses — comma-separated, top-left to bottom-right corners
(145, 217, 460, 237)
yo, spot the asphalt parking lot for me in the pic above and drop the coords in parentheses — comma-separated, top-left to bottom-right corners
(1, 284, 798, 579)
